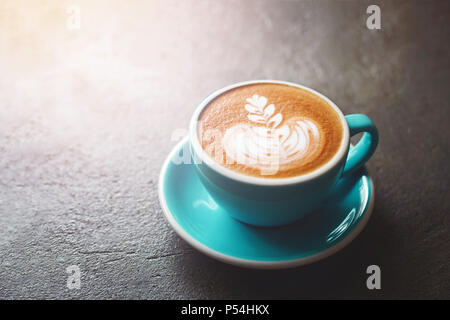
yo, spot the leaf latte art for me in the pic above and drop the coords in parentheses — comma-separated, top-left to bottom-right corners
(222, 95, 321, 174)
(197, 83, 344, 178)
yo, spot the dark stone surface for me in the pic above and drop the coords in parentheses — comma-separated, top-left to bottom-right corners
(0, 0, 448, 299)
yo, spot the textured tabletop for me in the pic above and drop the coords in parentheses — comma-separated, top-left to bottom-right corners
(0, 0, 449, 299)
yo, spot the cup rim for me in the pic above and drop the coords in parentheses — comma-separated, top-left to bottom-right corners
(189, 80, 350, 186)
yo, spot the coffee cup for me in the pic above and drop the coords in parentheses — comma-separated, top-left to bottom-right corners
(188, 80, 378, 226)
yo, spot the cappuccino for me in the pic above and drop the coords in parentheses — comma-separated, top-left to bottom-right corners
(197, 83, 344, 178)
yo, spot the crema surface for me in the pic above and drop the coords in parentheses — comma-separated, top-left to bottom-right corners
(197, 83, 344, 178)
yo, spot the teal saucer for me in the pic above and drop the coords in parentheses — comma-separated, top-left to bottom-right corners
(158, 137, 375, 269)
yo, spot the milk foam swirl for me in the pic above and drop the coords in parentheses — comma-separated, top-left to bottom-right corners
(222, 95, 320, 174)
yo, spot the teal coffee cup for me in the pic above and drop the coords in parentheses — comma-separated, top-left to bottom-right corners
(189, 80, 378, 226)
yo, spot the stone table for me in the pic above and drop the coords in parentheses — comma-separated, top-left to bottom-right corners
(0, 0, 448, 299)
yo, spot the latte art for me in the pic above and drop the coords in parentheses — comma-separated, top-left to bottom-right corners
(197, 83, 344, 178)
(222, 95, 321, 174)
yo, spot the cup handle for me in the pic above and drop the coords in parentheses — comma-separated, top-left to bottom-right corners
(342, 114, 378, 177)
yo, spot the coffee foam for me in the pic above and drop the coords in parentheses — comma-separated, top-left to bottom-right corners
(197, 83, 343, 178)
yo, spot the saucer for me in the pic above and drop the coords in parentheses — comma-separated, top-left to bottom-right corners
(158, 137, 375, 269)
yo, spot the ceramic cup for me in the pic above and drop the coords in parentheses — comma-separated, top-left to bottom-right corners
(189, 80, 378, 226)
